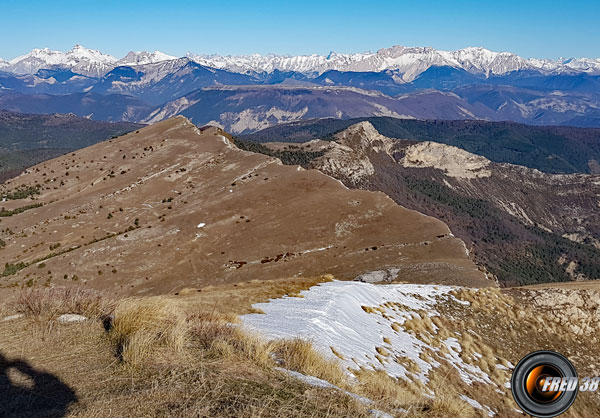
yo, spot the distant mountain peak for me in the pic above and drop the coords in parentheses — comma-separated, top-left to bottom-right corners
(5, 44, 117, 77)
(118, 50, 177, 65)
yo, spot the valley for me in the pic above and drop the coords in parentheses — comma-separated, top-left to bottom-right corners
(0, 110, 142, 180)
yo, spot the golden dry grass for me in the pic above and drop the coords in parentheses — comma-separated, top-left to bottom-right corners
(106, 284, 355, 397)
(12, 286, 113, 320)
(176, 275, 333, 317)
(354, 368, 419, 409)
(10, 278, 580, 417)
(0, 285, 374, 418)
(109, 297, 188, 366)
(272, 338, 349, 389)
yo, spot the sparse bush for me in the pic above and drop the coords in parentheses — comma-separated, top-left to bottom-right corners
(233, 138, 325, 168)
(3, 262, 27, 276)
(2, 185, 41, 200)
(0, 203, 43, 217)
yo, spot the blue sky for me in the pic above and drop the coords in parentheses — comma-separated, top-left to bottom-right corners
(1, 0, 599, 60)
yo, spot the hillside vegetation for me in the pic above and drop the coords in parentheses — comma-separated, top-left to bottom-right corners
(0, 279, 484, 418)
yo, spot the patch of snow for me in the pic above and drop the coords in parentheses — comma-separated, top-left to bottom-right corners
(117, 50, 176, 66)
(276, 367, 341, 390)
(197, 223, 206, 228)
(242, 280, 484, 386)
(443, 338, 492, 385)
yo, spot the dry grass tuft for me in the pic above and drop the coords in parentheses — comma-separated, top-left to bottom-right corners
(425, 395, 474, 418)
(375, 346, 390, 357)
(330, 346, 345, 360)
(272, 338, 348, 388)
(354, 368, 419, 409)
(13, 286, 111, 320)
(398, 372, 476, 418)
(361, 305, 376, 314)
(403, 314, 435, 337)
(220, 329, 275, 368)
(109, 297, 188, 366)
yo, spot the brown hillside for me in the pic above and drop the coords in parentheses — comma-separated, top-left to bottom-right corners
(0, 117, 489, 298)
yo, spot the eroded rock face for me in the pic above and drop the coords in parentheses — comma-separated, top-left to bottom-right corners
(401, 141, 491, 179)
(309, 122, 397, 185)
(520, 285, 600, 341)
(0, 117, 490, 298)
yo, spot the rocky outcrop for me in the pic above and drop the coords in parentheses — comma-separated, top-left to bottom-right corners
(401, 141, 491, 179)
(519, 285, 600, 341)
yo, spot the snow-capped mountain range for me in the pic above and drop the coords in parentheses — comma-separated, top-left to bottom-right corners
(1, 44, 600, 80)
(1, 45, 176, 77)
(187, 46, 600, 81)
(189, 46, 546, 81)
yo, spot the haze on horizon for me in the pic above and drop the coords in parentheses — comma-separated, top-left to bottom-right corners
(1, 0, 599, 61)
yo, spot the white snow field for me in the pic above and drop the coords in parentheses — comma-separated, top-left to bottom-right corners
(241, 280, 492, 387)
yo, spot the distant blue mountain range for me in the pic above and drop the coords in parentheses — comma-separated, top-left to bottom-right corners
(2, 59, 600, 130)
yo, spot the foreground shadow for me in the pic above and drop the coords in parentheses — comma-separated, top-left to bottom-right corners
(0, 352, 77, 418)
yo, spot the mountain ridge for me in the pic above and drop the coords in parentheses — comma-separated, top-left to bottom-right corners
(0, 116, 490, 296)
(3, 44, 600, 79)
(250, 121, 600, 285)
(239, 116, 600, 174)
